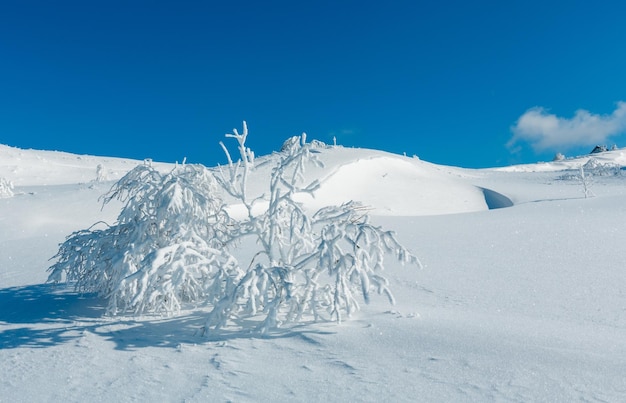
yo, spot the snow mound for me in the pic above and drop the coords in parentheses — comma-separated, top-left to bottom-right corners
(227, 147, 500, 217)
(301, 156, 488, 216)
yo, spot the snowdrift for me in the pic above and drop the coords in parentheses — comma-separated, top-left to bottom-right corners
(219, 146, 510, 217)
(299, 155, 488, 215)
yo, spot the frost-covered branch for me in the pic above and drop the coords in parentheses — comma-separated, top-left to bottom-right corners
(203, 126, 420, 334)
(215, 122, 257, 218)
(578, 165, 594, 199)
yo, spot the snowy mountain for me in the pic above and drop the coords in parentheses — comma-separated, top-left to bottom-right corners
(1, 143, 626, 401)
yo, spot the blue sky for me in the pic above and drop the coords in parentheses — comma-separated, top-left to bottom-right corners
(2, 1, 626, 168)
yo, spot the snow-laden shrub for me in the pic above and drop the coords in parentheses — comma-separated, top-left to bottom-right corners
(203, 123, 420, 333)
(48, 163, 237, 315)
(559, 157, 621, 182)
(0, 177, 14, 198)
(281, 136, 327, 153)
(582, 158, 621, 176)
(49, 122, 420, 333)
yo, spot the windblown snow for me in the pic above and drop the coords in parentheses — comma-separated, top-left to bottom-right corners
(1, 143, 626, 402)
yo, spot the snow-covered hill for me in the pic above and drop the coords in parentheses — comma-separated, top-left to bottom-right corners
(0, 144, 174, 187)
(1, 143, 626, 401)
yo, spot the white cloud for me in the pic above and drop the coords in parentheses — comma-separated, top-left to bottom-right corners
(509, 102, 626, 152)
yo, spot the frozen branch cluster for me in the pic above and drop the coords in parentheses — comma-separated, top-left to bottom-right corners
(49, 123, 420, 334)
(49, 163, 236, 314)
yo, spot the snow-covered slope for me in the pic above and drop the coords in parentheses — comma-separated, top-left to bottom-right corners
(2, 144, 626, 402)
(0, 144, 172, 187)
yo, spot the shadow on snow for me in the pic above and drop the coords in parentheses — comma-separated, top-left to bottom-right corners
(0, 283, 333, 351)
(479, 187, 513, 210)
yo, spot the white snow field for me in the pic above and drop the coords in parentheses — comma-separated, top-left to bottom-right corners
(1, 143, 626, 402)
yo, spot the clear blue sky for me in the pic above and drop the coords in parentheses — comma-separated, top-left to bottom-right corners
(2, 0, 626, 168)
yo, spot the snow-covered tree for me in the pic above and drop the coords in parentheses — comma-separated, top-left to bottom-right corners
(48, 162, 237, 315)
(203, 123, 421, 333)
(0, 177, 14, 198)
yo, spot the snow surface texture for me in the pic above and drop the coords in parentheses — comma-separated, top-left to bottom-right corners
(2, 144, 626, 401)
